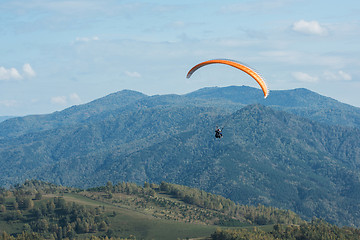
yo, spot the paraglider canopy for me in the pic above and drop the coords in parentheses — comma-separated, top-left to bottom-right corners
(186, 59, 269, 98)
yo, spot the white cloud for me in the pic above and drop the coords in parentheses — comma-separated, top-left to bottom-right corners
(51, 93, 82, 106)
(172, 21, 185, 28)
(0, 100, 18, 107)
(292, 72, 319, 83)
(51, 96, 67, 105)
(23, 63, 36, 77)
(0, 64, 36, 81)
(0, 66, 23, 81)
(69, 93, 81, 103)
(125, 71, 141, 78)
(221, 0, 290, 13)
(338, 70, 352, 81)
(292, 20, 328, 36)
(75, 36, 99, 42)
(11, 1, 144, 16)
(323, 70, 352, 81)
(218, 39, 254, 47)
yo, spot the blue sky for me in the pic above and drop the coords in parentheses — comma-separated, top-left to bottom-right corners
(1, 0, 359, 115)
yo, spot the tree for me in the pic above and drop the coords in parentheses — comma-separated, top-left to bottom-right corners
(106, 181, 113, 193)
(11, 201, 18, 210)
(47, 200, 56, 214)
(4, 210, 22, 222)
(16, 196, 34, 210)
(98, 221, 108, 232)
(0, 205, 6, 213)
(23, 223, 32, 233)
(35, 192, 42, 200)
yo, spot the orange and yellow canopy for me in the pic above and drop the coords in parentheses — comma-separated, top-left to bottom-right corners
(187, 59, 269, 98)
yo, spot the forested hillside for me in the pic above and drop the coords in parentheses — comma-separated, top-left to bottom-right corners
(0, 90, 147, 139)
(186, 86, 360, 128)
(211, 221, 360, 240)
(0, 116, 15, 123)
(1, 180, 359, 240)
(0, 180, 299, 239)
(0, 87, 360, 228)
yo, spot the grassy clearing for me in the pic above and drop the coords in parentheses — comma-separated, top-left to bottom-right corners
(60, 192, 217, 239)
(0, 220, 24, 235)
(55, 191, 277, 239)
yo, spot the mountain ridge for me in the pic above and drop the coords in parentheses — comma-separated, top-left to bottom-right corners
(1, 86, 360, 139)
(186, 86, 360, 128)
(0, 87, 360, 227)
(0, 89, 147, 138)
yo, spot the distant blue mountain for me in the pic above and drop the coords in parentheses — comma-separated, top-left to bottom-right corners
(1, 86, 359, 139)
(0, 86, 360, 227)
(186, 86, 360, 128)
(0, 116, 16, 123)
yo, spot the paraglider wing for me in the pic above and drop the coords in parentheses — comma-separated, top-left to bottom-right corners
(186, 59, 269, 98)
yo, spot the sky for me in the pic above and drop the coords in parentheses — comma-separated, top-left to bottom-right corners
(1, 0, 359, 116)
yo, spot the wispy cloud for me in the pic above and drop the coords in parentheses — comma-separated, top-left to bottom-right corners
(259, 50, 303, 64)
(171, 21, 185, 29)
(69, 93, 82, 103)
(51, 93, 82, 106)
(51, 96, 67, 105)
(0, 100, 18, 107)
(292, 72, 319, 83)
(125, 71, 141, 78)
(292, 70, 352, 83)
(323, 70, 352, 81)
(292, 20, 328, 36)
(4, 1, 145, 19)
(221, 0, 291, 13)
(5, 1, 109, 15)
(75, 36, 99, 43)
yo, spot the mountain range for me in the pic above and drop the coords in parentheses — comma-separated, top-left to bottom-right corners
(0, 86, 360, 227)
(0, 116, 15, 123)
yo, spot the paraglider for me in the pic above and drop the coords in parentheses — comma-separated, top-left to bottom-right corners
(186, 59, 269, 138)
(186, 59, 269, 98)
(215, 127, 223, 139)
